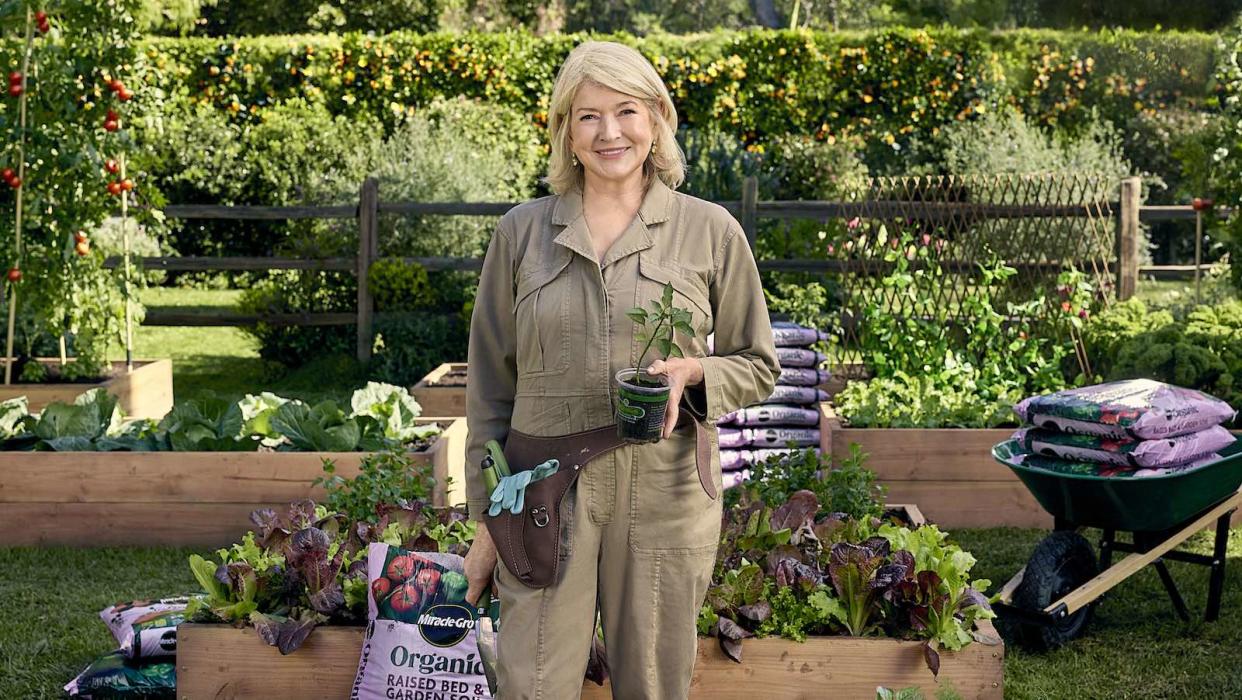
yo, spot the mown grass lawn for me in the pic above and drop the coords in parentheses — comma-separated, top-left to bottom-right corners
(2, 524, 1239, 699)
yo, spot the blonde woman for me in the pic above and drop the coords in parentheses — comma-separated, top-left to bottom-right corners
(463, 41, 778, 699)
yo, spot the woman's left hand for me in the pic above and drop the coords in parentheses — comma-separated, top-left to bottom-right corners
(645, 358, 705, 439)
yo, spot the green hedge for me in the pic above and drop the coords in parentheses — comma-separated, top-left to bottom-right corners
(128, 27, 1215, 168)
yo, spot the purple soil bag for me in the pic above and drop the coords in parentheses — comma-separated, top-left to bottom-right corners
(772, 326, 830, 347)
(720, 449, 749, 471)
(1015, 379, 1236, 439)
(717, 427, 747, 449)
(743, 427, 821, 448)
(1000, 440, 1221, 479)
(717, 409, 740, 425)
(752, 447, 822, 463)
(730, 405, 821, 427)
(777, 368, 832, 387)
(1011, 425, 1236, 468)
(760, 386, 830, 406)
(721, 448, 823, 470)
(723, 469, 751, 490)
(776, 348, 829, 368)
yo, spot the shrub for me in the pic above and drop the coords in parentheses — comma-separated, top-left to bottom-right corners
(368, 312, 470, 386)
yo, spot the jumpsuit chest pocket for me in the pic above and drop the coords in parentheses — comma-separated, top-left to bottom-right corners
(635, 256, 713, 347)
(514, 258, 574, 377)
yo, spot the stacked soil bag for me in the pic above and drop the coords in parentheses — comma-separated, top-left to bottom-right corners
(64, 597, 189, 698)
(1001, 379, 1237, 478)
(713, 322, 829, 489)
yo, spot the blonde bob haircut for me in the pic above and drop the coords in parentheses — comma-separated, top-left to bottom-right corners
(543, 41, 685, 194)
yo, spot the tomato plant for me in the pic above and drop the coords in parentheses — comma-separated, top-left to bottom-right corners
(0, 1, 149, 382)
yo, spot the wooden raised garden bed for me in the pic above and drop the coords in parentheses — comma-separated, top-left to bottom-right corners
(177, 619, 1002, 699)
(0, 358, 173, 420)
(411, 362, 467, 417)
(0, 417, 468, 547)
(819, 403, 1050, 529)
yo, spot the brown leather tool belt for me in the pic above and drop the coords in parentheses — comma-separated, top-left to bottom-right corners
(484, 414, 715, 589)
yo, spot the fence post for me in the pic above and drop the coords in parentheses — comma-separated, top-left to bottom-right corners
(1116, 176, 1140, 301)
(357, 177, 379, 362)
(741, 176, 758, 250)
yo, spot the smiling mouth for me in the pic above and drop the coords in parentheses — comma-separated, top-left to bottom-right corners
(595, 147, 630, 156)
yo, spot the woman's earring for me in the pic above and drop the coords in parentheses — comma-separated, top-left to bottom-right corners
(571, 153, 579, 167)
(651, 143, 658, 156)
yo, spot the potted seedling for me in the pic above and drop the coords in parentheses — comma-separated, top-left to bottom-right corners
(615, 283, 695, 443)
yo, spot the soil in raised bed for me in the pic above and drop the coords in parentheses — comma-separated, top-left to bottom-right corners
(428, 370, 468, 387)
(7, 357, 125, 385)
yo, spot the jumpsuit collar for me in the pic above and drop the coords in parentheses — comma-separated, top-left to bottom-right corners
(551, 177, 675, 267)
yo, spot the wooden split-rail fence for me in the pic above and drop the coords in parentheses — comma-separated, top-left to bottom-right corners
(103, 175, 1219, 362)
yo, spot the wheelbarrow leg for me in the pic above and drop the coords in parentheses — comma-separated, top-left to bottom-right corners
(1206, 511, 1233, 623)
(1099, 529, 1115, 570)
(1152, 559, 1191, 622)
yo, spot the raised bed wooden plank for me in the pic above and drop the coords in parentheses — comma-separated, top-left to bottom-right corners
(411, 362, 468, 417)
(0, 418, 468, 547)
(819, 403, 1049, 528)
(0, 358, 173, 420)
(177, 620, 1003, 700)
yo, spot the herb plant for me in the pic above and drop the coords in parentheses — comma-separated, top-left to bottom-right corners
(626, 282, 695, 383)
(315, 448, 437, 524)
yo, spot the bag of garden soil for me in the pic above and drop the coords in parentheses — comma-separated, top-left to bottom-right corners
(777, 367, 831, 387)
(775, 348, 828, 368)
(100, 597, 191, 660)
(759, 386, 829, 406)
(1014, 379, 1235, 439)
(352, 543, 497, 700)
(1011, 425, 1235, 469)
(729, 405, 821, 427)
(743, 427, 820, 448)
(998, 439, 1221, 478)
(64, 650, 175, 699)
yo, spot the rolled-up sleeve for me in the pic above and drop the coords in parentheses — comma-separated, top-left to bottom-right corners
(464, 221, 517, 521)
(683, 224, 779, 422)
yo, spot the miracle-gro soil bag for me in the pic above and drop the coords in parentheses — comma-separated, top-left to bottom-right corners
(352, 544, 497, 700)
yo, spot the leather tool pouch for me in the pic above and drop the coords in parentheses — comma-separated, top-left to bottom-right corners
(485, 415, 715, 589)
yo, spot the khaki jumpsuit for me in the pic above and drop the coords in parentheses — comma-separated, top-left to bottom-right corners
(465, 177, 779, 699)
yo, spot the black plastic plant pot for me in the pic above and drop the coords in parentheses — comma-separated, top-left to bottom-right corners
(614, 368, 670, 443)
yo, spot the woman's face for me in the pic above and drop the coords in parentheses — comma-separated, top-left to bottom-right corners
(568, 81, 656, 189)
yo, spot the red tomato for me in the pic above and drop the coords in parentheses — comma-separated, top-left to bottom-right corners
(385, 554, 415, 583)
(8, 72, 21, 84)
(9, 84, 22, 97)
(413, 568, 441, 595)
(103, 120, 119, 133)
(75, 241, 90, 256)
(1, 168, 12, 181)
(34, 11, 46, 23)
(388, 582, 421, 614)
(109, 79, 123, 93)
(107, 181, 122, 196)
(6, 268, 20, 283)
(8, 176, 20, 189)
(118, 88, 133, 102)
(74, 230, 88, 243)
(120, 178, 134, 192)
(104, 159, 119, 174)
(370, 577, 392, 603)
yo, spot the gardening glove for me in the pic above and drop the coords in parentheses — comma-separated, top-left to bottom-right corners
(487, 459, 560, 516)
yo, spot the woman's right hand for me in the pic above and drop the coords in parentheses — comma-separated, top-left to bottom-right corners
(464, 522, 498, 606)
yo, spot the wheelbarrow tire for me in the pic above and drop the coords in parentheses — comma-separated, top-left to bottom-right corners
(1011, 530, 1099, 650)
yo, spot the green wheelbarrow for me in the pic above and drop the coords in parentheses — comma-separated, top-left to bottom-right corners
(990, 439, 1242, 649)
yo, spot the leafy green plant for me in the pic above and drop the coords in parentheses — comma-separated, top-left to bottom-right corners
(314, 448, 436, 524)
(702, 488, 994, 673)
(626, 282, 695, 383)
(0, 385, 442, 452)
(836, 229, 1073, 428)
(736, 445, 886, 522)
(186, 496, 473, 654)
